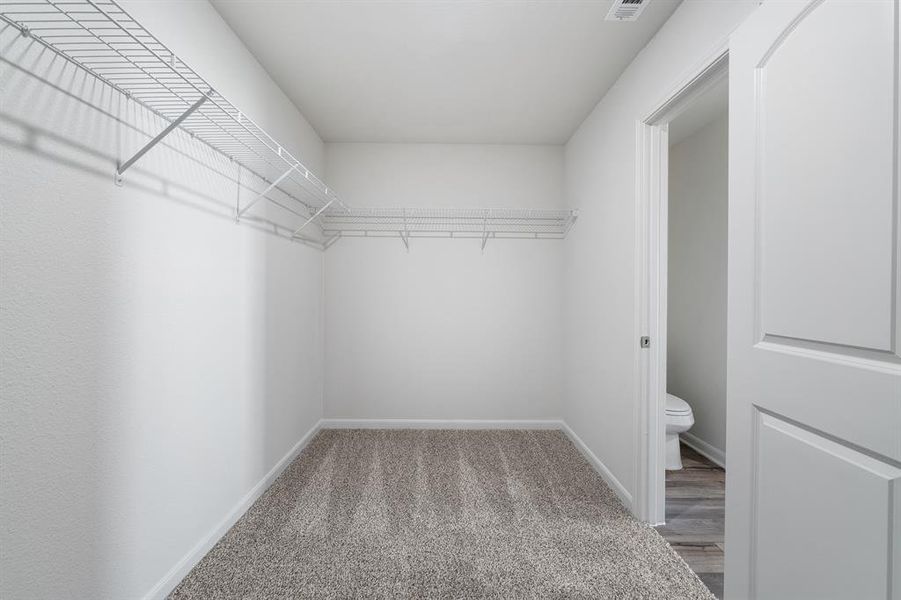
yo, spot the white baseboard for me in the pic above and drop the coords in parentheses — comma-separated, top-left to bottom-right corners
(320, 418, 564, 430)
(560, 422, 633, 511)
(143, 419, 324, 600)
(680, 432, 726, 469)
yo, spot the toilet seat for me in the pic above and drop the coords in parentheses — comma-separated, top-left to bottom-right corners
(666, 393, 691, 416)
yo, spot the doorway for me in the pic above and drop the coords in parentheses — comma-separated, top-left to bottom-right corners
(657, 75, 728, 599)
(634, 46, 729, 599)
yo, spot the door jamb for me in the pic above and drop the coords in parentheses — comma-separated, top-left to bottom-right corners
(634, 44, 729, 525)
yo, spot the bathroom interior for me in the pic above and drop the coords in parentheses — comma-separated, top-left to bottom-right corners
(659, 77, 729, 599)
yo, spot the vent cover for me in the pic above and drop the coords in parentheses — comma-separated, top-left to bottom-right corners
(605, 0, 648, 22)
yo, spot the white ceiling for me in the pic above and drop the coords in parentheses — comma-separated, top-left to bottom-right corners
(211, 0, 681, 144)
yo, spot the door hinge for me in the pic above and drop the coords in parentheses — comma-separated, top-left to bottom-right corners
(640, 336, 651, 348)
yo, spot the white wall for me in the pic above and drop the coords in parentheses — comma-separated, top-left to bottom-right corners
(0, 2, 325, 598)
(323, 143, 564, 420)
(668, 114, 728, 460)
(562, 0, 756, 504)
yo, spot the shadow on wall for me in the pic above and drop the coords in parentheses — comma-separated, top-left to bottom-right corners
(0, 24, 322, 598)
(0, 39, 317, 242)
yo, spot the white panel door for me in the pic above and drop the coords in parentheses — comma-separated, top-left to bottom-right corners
(727, 1, 901, 599)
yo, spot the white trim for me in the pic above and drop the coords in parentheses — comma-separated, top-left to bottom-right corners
(143, 419, 324, 600)
(634, 116, 670, 525)
(560, 422, 634, 511)
(320, 418, 564, 430)
(680, 432, 727, 469)
(635, 40, 730, 526)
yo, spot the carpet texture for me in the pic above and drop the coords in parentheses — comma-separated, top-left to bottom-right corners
(171, 429, 713, 599)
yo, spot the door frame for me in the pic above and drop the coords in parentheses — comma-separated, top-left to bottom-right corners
(634, 43, 729, 525)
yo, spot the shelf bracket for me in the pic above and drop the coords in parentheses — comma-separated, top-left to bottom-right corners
(324, 232, 342, 249)
(237, 165, 296, 219)
(292, 199, 334, 238)
(480, 210, 490, 252)
(401, 208, 409, 251)
(234, 164, 242, 223)
(116, 92, 210, 183)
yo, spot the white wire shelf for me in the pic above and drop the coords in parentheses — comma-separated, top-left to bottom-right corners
(319, 207, 579, 250)
(1, 0, 578, 251)
(0, 0, 343, 232)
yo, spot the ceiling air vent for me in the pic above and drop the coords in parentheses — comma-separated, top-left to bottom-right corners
(605, 0, 648, 22)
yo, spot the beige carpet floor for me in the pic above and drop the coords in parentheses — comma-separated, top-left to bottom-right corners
(171, 429, 713, 599)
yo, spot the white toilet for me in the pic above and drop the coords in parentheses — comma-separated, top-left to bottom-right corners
(665, 393, 694, 470)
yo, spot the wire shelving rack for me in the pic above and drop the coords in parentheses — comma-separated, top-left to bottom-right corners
(1, 0, 578, 250)
(318, 207, 578, 250)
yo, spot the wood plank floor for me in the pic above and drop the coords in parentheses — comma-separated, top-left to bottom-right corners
(656, 444, 725, 599)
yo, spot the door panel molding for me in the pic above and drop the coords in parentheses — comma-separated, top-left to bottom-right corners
(752, 0, 898, 353)
(755, 0, 824, 69)
(755, 406, 901, 470)
(750, 408, 901, 599)
(758, 335, 901, 370)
